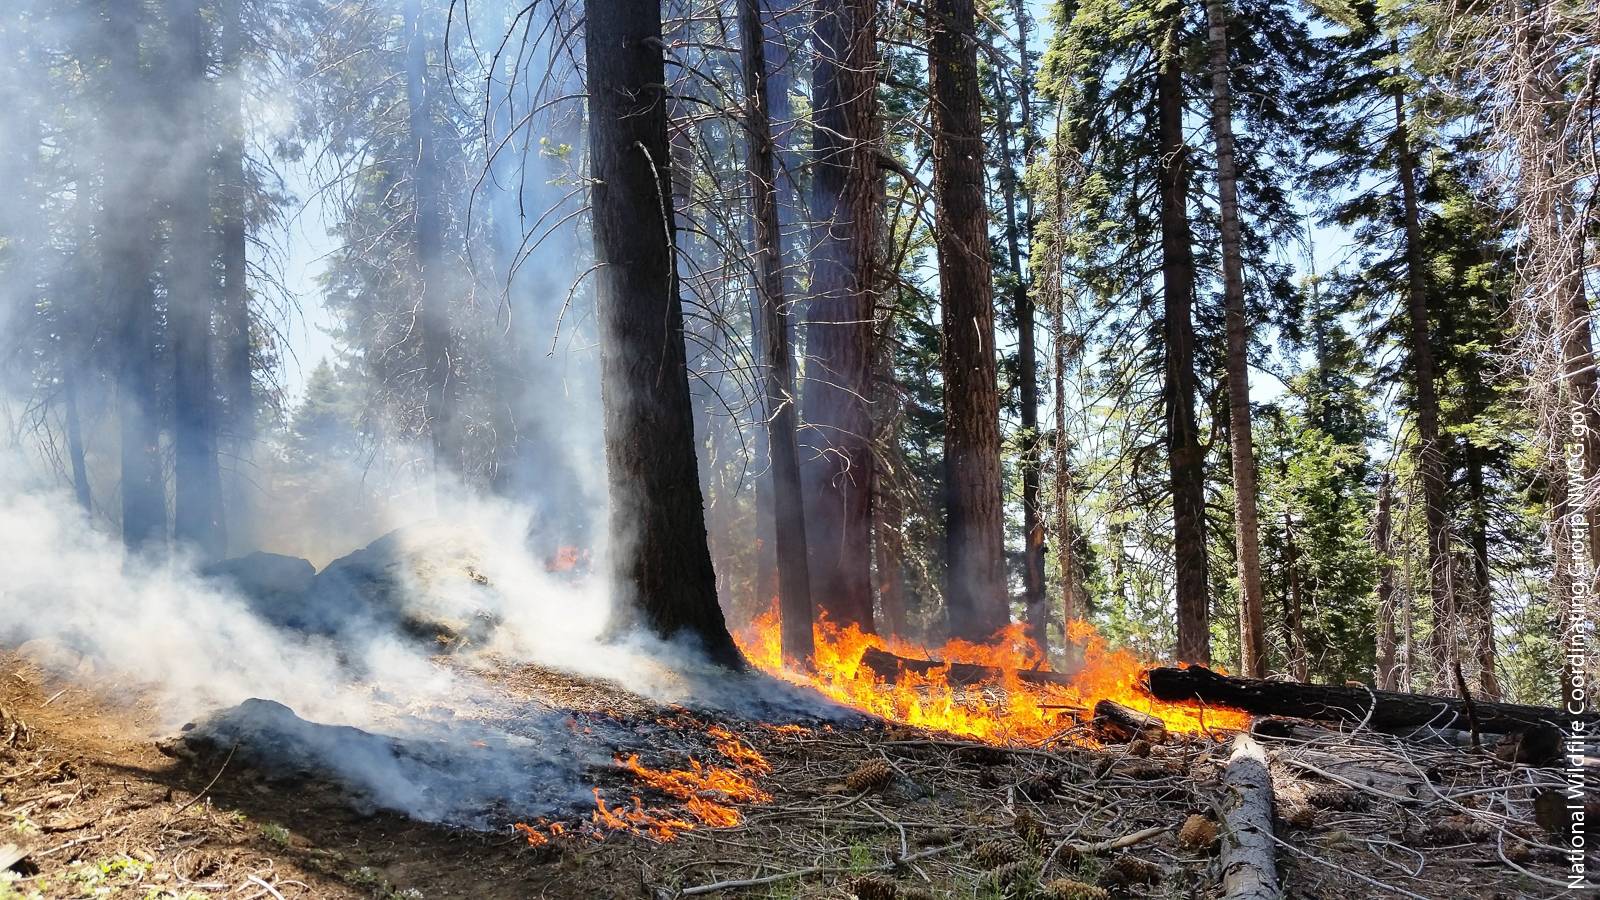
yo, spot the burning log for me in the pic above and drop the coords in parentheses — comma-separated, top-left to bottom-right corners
(857, 646, 1078, 689)
(1220, 733, 1279, 900)
(1091, 699, 1166, 743)
(1147, 666, 1593, 737)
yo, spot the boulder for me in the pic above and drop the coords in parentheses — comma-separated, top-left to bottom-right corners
(200, 552, 318, 631)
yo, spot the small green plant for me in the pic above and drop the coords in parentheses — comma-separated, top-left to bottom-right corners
(847, 841, 876, 873)
(260, 822, 292, 847)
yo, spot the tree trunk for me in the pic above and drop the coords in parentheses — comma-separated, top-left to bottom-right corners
(103, 0, 165, 551)
(1374, 474, 1400, 691)
(168, 0, 226, 562)
(64, 373, 91, 512)
(1463, 449, 1501, 698)
(585, 0, 743, 668)
(802, 0, 879, 632)
(930, 0, 1007, 642)
(999, 0, 1046, 653)
(741, 0, 815, 665)
(1158, 16, 1210, 665)
(218, 0, 250, 549)
(1205, 0, 1265, 678)
(404, 0, 455, 477)
(1283, 508, 1307, 681)
(1393, 77, 1454, 690)
(874, 461, 908, 638)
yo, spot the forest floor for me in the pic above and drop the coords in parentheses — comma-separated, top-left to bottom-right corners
(0, 649, 1578, 899)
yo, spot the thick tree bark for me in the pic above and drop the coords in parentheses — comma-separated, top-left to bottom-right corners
(802, 0, 879, 632)
(585, 0, 743, 668)
(1158, 17, 1210, 665)
(1393, 79, 1454, 689)
(1373, 474, 1400, 691)
(741, 0, 815, 665)
(404, 0, 456, 477)
(169, 0, 226, 561)
(1204, 0, 1266, 677)
(930, 0, 1007, 641)
(103, 0, 165, 551)
(999, 0, 1047, 653)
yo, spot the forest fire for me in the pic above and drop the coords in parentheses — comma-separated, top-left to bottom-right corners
(515, 728, 774, 845)
(735, 606, 1250, 742)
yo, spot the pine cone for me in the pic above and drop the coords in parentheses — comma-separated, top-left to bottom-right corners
(1043, 879, 1109, 900)
(1127, 738, 1153, 758)
(852, 874, 897, 900)
(1100, 854, 1161, 887)
(1177, 814, 1218, 850)
(846, 759, 895, 793)
(1305, 784, 1367, 812)
(972, 840, 1020, 869)
(1012, 810, 1047, 846)
(986, 860, 1033, 887)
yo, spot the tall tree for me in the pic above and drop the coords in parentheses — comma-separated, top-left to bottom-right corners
(1203, 0, 1266, 676)
(740, 0, 814, 664)
(995, 0, 1048, 650)
(802, 0, 880, 631)
(585, 0, 743, 667)
(218, 0, 252, 541)
(403, 0, 457, 477)
(1157, 11, 1210, 665)
(168, 0, 226, 560)
(930, 0, 1007, 640)
(104, 0, 166, 551)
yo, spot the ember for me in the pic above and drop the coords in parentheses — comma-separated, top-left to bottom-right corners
(735, 606, 1250, 742)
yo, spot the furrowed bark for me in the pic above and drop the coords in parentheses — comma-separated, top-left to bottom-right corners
(930, 0, 1007, 641)
(741, 0, 814, 665)
(586, 0, 743, 669)
(802, 0, 879, 632)
(1373, 474, 1400, 691)
(1158, 15, 1210, 665)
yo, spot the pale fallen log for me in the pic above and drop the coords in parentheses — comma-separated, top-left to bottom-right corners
(1220, 733, 1279, 900)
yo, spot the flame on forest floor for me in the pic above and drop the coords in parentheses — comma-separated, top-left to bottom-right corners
(515, 723, 774, 845)
(734, 605, 1250, 743)
(545, 545, 590, 573)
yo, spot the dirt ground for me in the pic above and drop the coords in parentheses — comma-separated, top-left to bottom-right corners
(0, 651, 1578, 899)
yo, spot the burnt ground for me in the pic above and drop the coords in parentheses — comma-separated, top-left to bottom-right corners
(0, 650, 1581, 899)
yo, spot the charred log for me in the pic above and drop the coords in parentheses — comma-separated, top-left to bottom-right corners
(1149, 666, 1592, 736)
(858, 647, 1078, 689)
(1091, 699, 1166, 743)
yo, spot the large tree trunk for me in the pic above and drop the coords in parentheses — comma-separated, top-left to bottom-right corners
(404, 0, 456, 477)
(1393, 78, 1454, 690)
(930, 0, 1007, 641)
(1373, 474, 1400, 690)
(103, 0, 165, 551)
(1283, 508, 1307, 681)
(741, 0, 815, 665)
(169, 0, 226, 562)
(218, 0, 250, 550)
(802, 0, 879, 632)
(1158, 16, 1210, 665)
(1204, 0, 1266, 677)
(586, 0, 743, 669)
(998, 0, 1046, 653)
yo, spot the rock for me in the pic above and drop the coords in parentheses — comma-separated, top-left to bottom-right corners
(307, 523, 503, 648)
(201, 552, 317, 628)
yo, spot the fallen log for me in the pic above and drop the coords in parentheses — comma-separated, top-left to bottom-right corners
(1092, 699, 1166, 743)
(1220, 733, 1279, 900)
(1148, 666, 1594, 736)
(857, 647, 1079, 689)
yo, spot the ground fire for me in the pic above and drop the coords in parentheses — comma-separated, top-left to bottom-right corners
(735, 604, 1251, 742)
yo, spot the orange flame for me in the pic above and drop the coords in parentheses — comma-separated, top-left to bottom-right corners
(546, 545, 589, 573)
(734, 605, 1249, 742)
